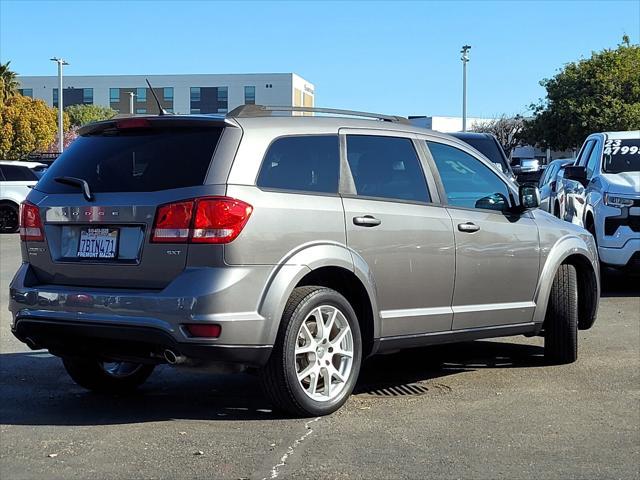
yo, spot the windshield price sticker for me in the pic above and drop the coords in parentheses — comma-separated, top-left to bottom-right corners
(604, 139, 640, 156)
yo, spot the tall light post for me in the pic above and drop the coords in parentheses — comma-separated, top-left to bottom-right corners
(128, 91, 136, 115)
(460, 45, 471, 132)
(50, 57, 69, 152)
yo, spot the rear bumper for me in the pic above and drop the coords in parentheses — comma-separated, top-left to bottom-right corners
(9, 263, 277, 366)
(12, 318, 272, 366)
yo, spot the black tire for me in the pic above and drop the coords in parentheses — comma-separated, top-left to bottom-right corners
(260, 286, 362, 417)
(544, 264, 578, 364)
(0, 202, 19, 233)
(62, 357, 155, 393)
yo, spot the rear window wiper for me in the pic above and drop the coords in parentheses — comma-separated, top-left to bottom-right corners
(54, 176, 95, 202)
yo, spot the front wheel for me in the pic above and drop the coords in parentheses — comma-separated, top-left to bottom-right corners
(260, 286, 362, 417)
(544, 264, 578, 364)
(62, 357, 155, 393)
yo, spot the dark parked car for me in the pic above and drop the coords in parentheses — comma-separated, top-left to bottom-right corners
(449, 132, 517, 183)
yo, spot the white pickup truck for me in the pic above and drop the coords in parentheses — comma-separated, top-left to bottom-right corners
(561, 131, 640, 269)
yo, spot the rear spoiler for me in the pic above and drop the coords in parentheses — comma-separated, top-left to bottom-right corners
(78, 116, 229, 136)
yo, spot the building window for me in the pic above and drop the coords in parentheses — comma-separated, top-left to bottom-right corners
(217, 86, 228, 113)
(18, 88, 33, 97)
(190, 87, 201, 102)
(52, 88, 58, 107)
(244, 86, 256, 105)
(190, 108, 201, 114)
(83, 88, 93, 104)
(110, 88, 120, 103)
(163, 87, 173, 102)
(136, 87, 146, 103)
(136, 108, 147, 114)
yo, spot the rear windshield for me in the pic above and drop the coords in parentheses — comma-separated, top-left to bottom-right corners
(457, 136, 510, 174)
(36, 127, 223, 193)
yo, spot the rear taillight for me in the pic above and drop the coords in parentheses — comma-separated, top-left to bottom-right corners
(192, 198, 253, 244)
(151, 200, 194, 243)
(19, 201, 44, 242)
(151, 197, 252, 244)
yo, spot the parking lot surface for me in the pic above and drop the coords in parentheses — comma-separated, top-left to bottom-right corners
(1, 233, 638, 480)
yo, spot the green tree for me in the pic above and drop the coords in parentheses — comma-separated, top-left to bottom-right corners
(0, 61, 20, 105)
(65, 103, 117, 127)
(523, 38, 640, 150)
(0, 95, 69, 158)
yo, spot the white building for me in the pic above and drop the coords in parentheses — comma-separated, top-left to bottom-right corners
(408, 115, 496, 133)
(17, 73, 315, 115)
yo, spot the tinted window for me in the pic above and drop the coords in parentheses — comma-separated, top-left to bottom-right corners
(427, 141, 511, 212)
(577, 140, 596, 166)
(0, 165, 38, 181)
(257, 136, 339, 194)
(454, 135, 510, 174)
(36, 127, 223, 194)
(346, 135, 429, 203)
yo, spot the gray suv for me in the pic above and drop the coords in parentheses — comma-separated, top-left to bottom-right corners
(10, 106, 600, 417)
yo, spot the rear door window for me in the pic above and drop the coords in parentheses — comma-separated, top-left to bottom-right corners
(0, 165, 38, 181)
(257, 135, 339, 194)
(345, 135, 430, 203)
(36, 127, 223, 193)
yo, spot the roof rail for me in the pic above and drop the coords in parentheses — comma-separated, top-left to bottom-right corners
(227, 104, 410, 124)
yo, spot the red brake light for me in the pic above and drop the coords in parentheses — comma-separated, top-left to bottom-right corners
(192, 198, 253, 244)
(150, 197, 252, 244)
(116, 118, 151, 129)
(19, 201, 44, 242)
(151, 200, 193, 243)
(184, 324, 221, 338)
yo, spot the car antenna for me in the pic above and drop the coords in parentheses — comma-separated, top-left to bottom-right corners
(145, 78, 168, 116)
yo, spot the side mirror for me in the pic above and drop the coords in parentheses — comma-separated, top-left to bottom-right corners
(519, 184, 540, 210)
(475, 193, 509, 212)
(564, 165, 587, 186)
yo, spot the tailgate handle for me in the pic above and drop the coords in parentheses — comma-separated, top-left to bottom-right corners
(353, 215, 381, 227)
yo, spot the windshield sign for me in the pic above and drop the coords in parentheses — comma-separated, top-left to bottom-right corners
(602, 138, 640, 173)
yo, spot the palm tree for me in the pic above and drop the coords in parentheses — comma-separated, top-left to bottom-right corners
(0, 61, 20, 104)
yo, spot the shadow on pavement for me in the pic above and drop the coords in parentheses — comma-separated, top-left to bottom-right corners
(600, 268, 640, 298)
(0, 339, 544, 427)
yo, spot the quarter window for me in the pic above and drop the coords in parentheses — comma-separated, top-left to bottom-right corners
(346, 135, 430, 203)
(257, 136, 339, 194)
(427, 141, 511, 212)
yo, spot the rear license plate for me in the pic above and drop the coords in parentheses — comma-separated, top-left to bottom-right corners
(77, 227, 118, 259)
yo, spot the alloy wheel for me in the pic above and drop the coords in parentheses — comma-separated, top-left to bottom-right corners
(294, 304, 354, 402)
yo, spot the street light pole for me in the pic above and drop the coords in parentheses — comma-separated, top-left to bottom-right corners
(129, 91, 135, 114)
(460, 45, 471, 132)
(50, 57, 69, 153)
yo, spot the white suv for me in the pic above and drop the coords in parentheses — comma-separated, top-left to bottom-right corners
(562, 131, 640, 269)
(0, 161, 46, 233)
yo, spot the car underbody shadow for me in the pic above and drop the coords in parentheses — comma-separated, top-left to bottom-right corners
(1, 339, 545, 426)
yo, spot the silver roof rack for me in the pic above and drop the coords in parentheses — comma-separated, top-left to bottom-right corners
(227, 104, 410, 124)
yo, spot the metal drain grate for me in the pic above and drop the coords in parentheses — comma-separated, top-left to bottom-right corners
(359, 382, 450, 397)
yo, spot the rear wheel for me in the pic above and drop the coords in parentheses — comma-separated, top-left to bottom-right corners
(0, 202, 19, 233)
(260, 286, 362, 417)
(62, 357, 155, 393)
(544, 264, 578, 364)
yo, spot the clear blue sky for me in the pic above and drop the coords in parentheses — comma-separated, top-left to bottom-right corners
(1, 0, 638, 117)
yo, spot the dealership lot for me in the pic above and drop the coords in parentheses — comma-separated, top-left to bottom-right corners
(1, 233, 638, 479)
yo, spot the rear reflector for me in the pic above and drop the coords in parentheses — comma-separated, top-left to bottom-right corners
(19, 201, 44, 242)
(184, 324, 221, 338)
(151, 197, 252, 244)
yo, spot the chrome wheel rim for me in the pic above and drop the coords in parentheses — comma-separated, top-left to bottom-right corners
(295, 304, 354, 402)
(100, 361, 143, 378)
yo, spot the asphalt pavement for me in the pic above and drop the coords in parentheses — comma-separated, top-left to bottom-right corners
(1, 233, 638, 480)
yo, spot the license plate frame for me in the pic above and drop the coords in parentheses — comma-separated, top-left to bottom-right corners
(77, 227, 119, 259)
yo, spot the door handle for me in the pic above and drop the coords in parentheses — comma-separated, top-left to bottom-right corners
(458, 222, 480, 233)
(353, 215, 381, 227)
